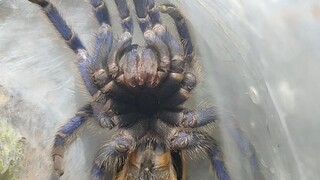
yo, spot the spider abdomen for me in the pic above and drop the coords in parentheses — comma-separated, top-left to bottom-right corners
(115, 141, 178, 180)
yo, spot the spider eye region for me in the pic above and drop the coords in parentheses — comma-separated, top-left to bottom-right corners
(135, 93, 159, 116)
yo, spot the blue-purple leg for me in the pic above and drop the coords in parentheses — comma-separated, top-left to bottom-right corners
(133, 0, 151, 32)
(114, 0, 133, 33)
(52, 104, 92, 176)
(90, 0, 111, 25)
(230, 128, 264, 179)
(159, 4, 194, 60)
(28, 0, 85, 53)
(133, 0, 185, 72)
(28, 0, 99, 95)
(210, 148, 231, 180)
(92, 164, 105, 180)
(153, 23, 185, 72)
(92, 132, 135, 179)
(77, 49, 99, 95)
(133, 0, 160, 28)
(181, 107, 218, 128)
(146, 0, 160, 25)
(91, 24, 113, 69)
(169, 130, 231, 180)
(160, 107, 218, 128)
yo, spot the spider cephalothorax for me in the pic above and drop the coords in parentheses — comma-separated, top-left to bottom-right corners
(28, 0, 234, 179)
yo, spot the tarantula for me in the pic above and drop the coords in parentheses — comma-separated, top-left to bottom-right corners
(28, 0, 233, 179)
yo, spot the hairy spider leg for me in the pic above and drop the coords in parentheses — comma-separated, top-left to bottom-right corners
(161, 72, 196, 108)
(92, 131, 136, 179)
(210, 148, 232, 180)
(28, 0, 85, 52)
(160, 107, 218, 128)
(159, 4, 194, 61)
(133, 0, 184, 73)
(52, 104, 92, 176)
(89, 28, 136, 130)
(133, 0, 196, 108)
(91, 81, 136, 129)
(169, 130, 231, 180)
(162, 107, 231, 180)
(28, 0, 100, 95)
(114, 0, 134, 34)
(92, 164, 105, 180)
(90, 0, 111, 25)
(107, 32, 133, 78)
(89, 24, 115, 129)
(133, 0, 151, 32)
(146, 0, 161, 25)
(144, 0, 186, 73)
(88, 0, 114, 68)
(133, 0, 175, 76)
(143, 30, 170, 73)
(229, 127, 264, 179)
(91, 24, 113, 72)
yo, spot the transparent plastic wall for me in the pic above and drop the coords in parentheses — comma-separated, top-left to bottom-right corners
(0, 0, 319, 179)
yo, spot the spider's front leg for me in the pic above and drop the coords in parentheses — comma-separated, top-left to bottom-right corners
(28, 0, 85, 52)
(90, 0, 111, 25)
(158, 4, 194, 60)
(52, 104, 92, 176)
(133, 0, 185, 74)
(28, 0, 101, 95)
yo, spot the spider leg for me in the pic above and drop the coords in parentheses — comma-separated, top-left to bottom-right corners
(162, 72, 197, 107)
(160, 107, 218, 128)
(133, 0, 151, 32)
(28, 0, 85, 53)
(153, 23, 185, 73)
(210, 147, 232, 180)
(52, 104, 92, 176)
(91, 87, 135, 128)
(92, 131, 136, 179)
(133, 0, 185, 73)
(229, 127, 264, 179)
(134, 0, 194, 105)
(90, 0, 111, 25)
(86, 24, 114, 81)
(146, 0, 186, 73)
(146, 0, 160, 25)
(114, 0, 134, 33)
(169, 130, 231, 180)
(28, 0, 101, 95)
(159, 4, 194, 61)
(107, 32, 132, 78)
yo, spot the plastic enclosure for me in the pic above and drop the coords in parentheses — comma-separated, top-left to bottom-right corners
(0, 0, 319, 179)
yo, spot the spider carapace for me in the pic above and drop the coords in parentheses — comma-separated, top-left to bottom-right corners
(28, 0, 232, 179)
